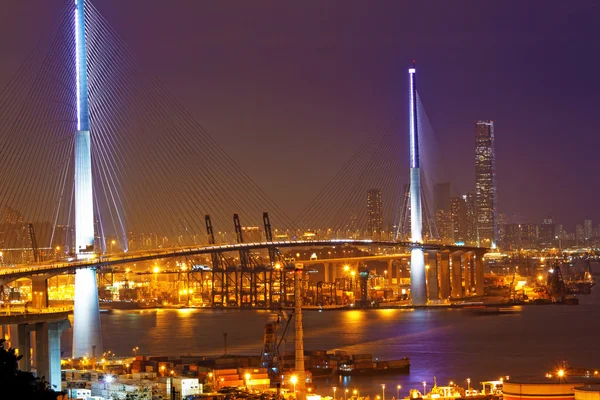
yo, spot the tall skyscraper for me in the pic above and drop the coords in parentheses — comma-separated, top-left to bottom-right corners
(367, 188, 383, 238)
(475, 120, 498, 248)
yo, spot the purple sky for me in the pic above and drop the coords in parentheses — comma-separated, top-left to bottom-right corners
(1, 1, 599, 230)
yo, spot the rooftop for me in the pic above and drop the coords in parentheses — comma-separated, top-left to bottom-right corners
(505, 376, 600, 385)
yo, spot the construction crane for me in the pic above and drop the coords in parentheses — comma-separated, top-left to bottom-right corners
(546, 263, 567, 302)
(261, 308, 293, 384)
(28, 223, 39, 263)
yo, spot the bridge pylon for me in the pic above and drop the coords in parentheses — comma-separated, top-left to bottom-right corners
(408, 63, 427, 305)
(72, 0, 102, 358)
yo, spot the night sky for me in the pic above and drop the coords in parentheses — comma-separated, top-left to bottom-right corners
(1, 1, 599, 231)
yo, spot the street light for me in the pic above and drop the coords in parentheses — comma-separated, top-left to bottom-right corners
(103, 374, 114, 397)
(423, 382, 427, 396)
(467, 378, 471, 391)
(345, 389, 349, 400)
(397, 385, 401, 400)
(132, 346, 139, 357)
(290, 375, 298, 394)
(245, 373, 251, 390)
(381, 384, 385, 400)
(425, 265, 430, 296)
(333, 386, 337, 400)
(353, 389, 358, 399)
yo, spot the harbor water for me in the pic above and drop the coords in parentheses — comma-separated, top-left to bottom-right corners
(60, 284, 600, 397)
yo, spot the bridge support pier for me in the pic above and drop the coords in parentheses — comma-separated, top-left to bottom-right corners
(17, 319, 69, 391)
(31, 276, 50, 309)
(426, 251, 439, 301)
(17, 324, 31, 371)
(439, 252, 451, 299)
(475, 252, 485, 295)
(386, 259, 394, 286)
(73, 268, 102, 358)
(451, 252, 463, 298)
(467, 254, 476, 295)
(410, 249, 427, 305)
(34, 320, 70, 391)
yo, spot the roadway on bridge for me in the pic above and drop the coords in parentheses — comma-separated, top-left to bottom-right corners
(0, 239, 484, 284)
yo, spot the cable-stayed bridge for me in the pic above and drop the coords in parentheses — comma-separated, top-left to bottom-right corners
(0, 0, 488, 388)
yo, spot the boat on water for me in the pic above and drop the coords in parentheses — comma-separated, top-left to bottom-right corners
(338, 358, 410, 376)
(465, 306, 522, 316)
(405, 378, 503, 400)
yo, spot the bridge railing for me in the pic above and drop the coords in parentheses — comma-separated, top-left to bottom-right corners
(0, 306, 73, 315)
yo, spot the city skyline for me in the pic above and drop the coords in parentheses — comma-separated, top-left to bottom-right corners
(1, 1, 599, 228)
(0, 3, 599, 398)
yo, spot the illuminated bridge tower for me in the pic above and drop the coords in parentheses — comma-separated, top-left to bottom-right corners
(72, 0, 103, 358)
(408, 64, 427, 305)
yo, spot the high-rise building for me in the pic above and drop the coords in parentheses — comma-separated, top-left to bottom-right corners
(397, 184, 411, 241)
(539, 217, 556, 248)
(584, 219, 593, 241)
(501, 223, 521, 249)
(465, 192, 477, 244)
(576, 224, 584, 246)
(367, 188, 383, 239)
(434, 183, 453, 243)
(475, 120, 498, 248)
(450, 193, 477, 245)
(520, 223, 539, 248)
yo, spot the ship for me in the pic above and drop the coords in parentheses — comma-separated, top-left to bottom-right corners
(466, 306, 522, 316)
(405, 377, 502, 400)
(338, 357, 410, 376)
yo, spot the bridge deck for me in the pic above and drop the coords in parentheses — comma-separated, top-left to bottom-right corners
(0, 239, 487, 284)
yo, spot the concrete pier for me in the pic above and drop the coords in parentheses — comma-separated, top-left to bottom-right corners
(439, 251, 451, 299)
(3, 310, 70, 391)
(475, 252, 485, 295)
(31, 275, 50, 309)
(451, 252, 463, 298)
(426, 251, 439, 300)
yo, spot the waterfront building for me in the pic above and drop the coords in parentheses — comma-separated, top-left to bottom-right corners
(475, 120, 498, 248)
(520, 223, 539, 248)
(450, 193, 477, 245)
(501, 223, 521, 249)
(367, 188, 383, 239)
(584, 219, 593, 242)
(500, 223, 539, 249)
(576, 224, 584, 246)
(539, 217, 556, 248)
